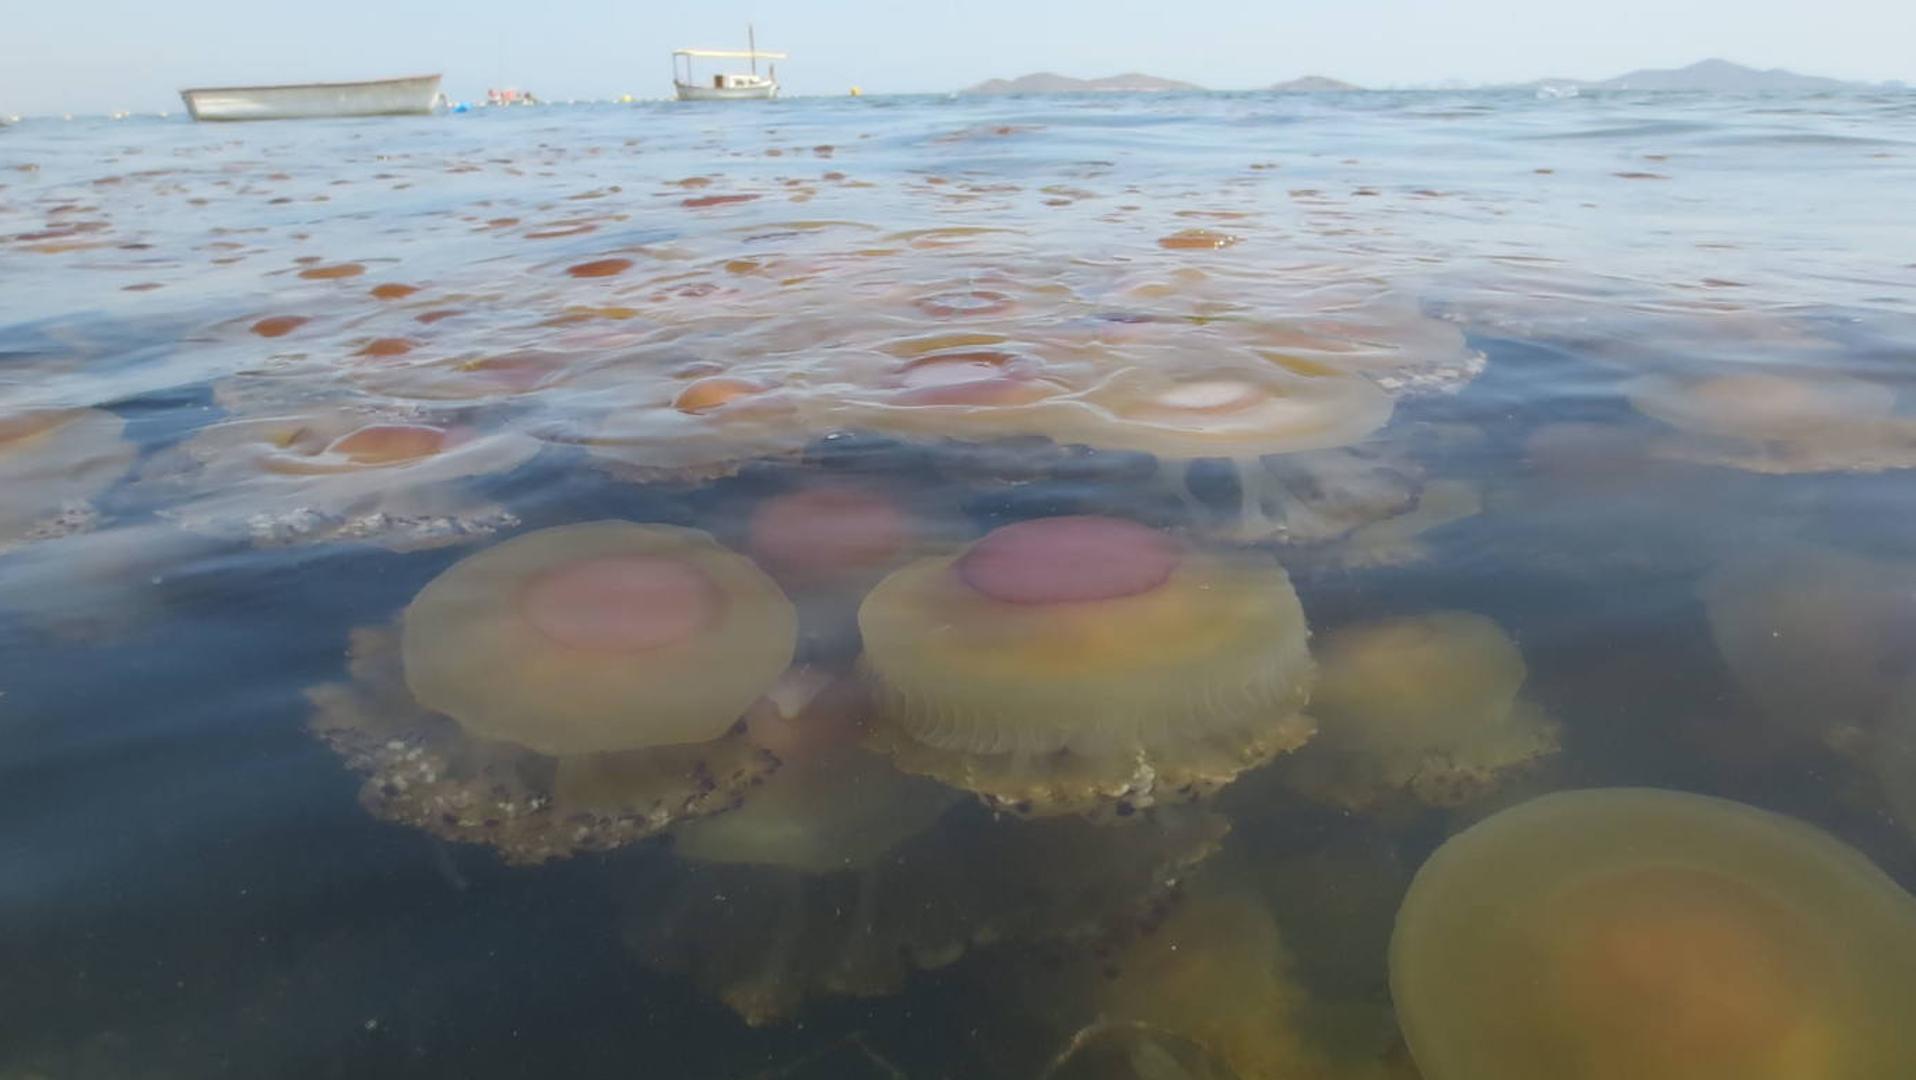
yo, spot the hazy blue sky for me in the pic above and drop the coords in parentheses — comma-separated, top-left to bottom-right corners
(3, 0, 1911, 115)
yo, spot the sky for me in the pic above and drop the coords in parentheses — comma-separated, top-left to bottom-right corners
(2, 0, 1912, 116)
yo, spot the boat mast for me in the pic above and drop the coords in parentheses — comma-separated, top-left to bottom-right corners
(749, 24, 758, 76)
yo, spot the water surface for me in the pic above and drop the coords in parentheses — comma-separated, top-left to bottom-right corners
(3, 89, 1915, 1078)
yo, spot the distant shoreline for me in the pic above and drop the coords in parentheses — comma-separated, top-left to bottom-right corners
(959, 59, 1905, 96)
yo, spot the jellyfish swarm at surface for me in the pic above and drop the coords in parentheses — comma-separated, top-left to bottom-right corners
(1389, 788, 1916, 1080)
(859, 515, 1315, 819)
(308, 522, 796, 863)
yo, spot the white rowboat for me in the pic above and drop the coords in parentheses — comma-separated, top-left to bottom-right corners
(179, 74, 442, 122)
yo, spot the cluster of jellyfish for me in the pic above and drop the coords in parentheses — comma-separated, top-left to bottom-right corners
(292, 493, 1916, 1078)
(10, 281, 1916, 1078)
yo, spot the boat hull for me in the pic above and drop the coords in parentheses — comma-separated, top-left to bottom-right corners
(179, 75, 442, 122)
(673, 81, 778, 101)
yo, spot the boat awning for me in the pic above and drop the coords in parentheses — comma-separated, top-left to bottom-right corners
(673, 49, 788, 59)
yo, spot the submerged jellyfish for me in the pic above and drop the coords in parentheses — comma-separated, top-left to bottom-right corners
(1390, 788, 1916, 1080)
(1278, 612, 1559, 812)
(981, 872, 1414, 1080)
(669, 742, 959, 874)
(741, 482, 931, 661)
(141, 410, 539, 550)
(627, 803, 1228, 1026)
(859, 515, 1315, 819)
(1086, 886, 1321, 1079)
(308, 522, 796, 863)
(1630, 369, 1916, 474)
(1701, 547, 1916, 746)
(0, 408, 137, 552)
(1041, 1022, 1237, 1080)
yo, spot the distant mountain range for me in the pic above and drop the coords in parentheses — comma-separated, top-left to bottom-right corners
(963, 72, 1203, 94)
(1527, 58, 1878, 93)
(959, 59, 1896, 96)
(1269, 76, 1363, 92)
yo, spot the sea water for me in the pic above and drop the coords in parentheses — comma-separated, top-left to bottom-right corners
(2, 90, 1915, 1078)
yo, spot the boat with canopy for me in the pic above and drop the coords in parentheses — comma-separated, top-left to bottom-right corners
(672, 27, 786, 101)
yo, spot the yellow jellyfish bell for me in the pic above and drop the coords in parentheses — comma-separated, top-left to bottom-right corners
(403, 521, 797, 755)
(1390, 788, 1916, 1080)
(1282, 611, 1560, 810)
(860, 515, 1314, 817)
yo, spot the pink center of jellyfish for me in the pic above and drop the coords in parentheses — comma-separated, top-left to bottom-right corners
(748, 487, 910, 583)
(957, 515, 1179, 605)
(521, 555, 721, 652)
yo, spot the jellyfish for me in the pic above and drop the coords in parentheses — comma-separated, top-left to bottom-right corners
(977, 870, 1416, 1080)
(668, 743, 959, 874)
(1086, 886, 1321, 1078)
(348, 349, 576, 403)
(0, 521, 222, 641)
(859, 515, 1315, 819)
(626, 804, 1228, 1026)
(737, 482, 939, 662)
(1700, 546, 1916, 747)
(576, 368, 816, 484)
(805, 345, 1408, 542)
(140, 410, 539, 550)
(307, 522, 797, 863)
(0, 408, 137, 553)
(1392, 787, 1916, 1079)
(1629, 368, 1916, 474)
(1041, 1022, 1239, 1080)
(1278, 612, 1560, 812)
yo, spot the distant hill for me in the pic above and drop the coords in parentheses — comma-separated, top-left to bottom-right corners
(1530, 58, 1867, 93)
(963, 72, 1204, 94)
(1269, 76, 1362, 92)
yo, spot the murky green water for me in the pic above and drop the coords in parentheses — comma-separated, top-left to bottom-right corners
(3, 90, 1915, 1078)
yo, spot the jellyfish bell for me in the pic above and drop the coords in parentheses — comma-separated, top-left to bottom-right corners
(859, 514, 1315, 819)
(307, 521, 796, 863)
(741, 484, 931, 662)
(1062, 362, 1393, 460)
(1634, 370, 1893, 442)
(350, 349, 572, 402)
(1701, 547, 1916, 745)
(579, 368, 814, 484)
(308, 623, 778, 865)
(404, 521, 797, 755)
(1390, 788, 1916, 1080)
(1040, 355, 1406, 545)
(1630, 368, 1916, 474)
(140, 409, 538, 550)
(1279, 612, 1560, 812)
(627, 802, 1228, 1026)
(745, 484, 915, 590)
(668, 743, 959, 873)
(890, 349, 1059, 407)
(0, 407, 137, 551)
